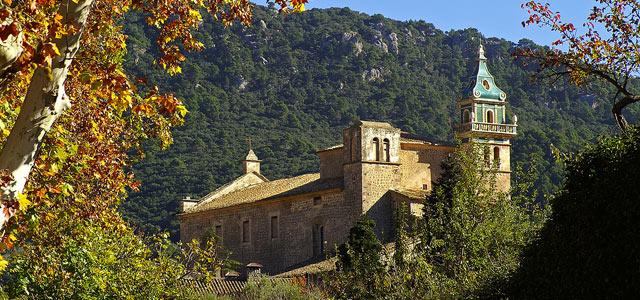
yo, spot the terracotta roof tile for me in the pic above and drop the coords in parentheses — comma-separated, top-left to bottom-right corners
(179, 279, 246, 295)
(274, 258, 337, 277)
(186, 173, 343, 213)
(390, 188, 429, 200)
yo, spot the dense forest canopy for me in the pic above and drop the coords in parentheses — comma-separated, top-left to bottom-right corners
(120, 5, 640, 238)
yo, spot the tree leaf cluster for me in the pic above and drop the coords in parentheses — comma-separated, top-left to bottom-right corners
(506, 126, 640, 299)
(327, 143, 547, 299)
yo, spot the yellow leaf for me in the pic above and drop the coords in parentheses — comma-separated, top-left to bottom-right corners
(17, 193, 32, 209)
(0, 256, 8, 271)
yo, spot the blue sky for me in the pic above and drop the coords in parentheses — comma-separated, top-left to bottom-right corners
(305, 0, 597, 47)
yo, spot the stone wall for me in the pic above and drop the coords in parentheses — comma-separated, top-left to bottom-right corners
(318, 149, 343, 179)
(360, 162, 400, 239)
(399, 145, 453, 191)
(178, 191, 356, 275)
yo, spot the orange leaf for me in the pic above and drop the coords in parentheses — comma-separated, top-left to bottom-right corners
(42, 42, 60, 58)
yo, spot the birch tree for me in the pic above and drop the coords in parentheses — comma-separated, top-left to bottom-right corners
(0, 0, 307, 268)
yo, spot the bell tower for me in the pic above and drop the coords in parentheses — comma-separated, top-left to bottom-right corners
(453, 45, 517, 191)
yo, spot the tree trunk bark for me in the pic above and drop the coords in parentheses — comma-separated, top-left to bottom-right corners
(0, 0, 95, 226)
(612, 95, 640, 134)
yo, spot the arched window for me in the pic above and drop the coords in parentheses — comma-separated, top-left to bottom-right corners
(383, 139, 390, 162)
(373, 138, 380, 161)
(494, 147, 500, 166)
(486, 110, 494, 123)
(463, 110, 470, 123)
(484, 147, 491, 167)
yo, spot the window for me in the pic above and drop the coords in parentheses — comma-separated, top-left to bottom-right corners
(383, 139, 390, 162)
(242, 220, 250, 243)
(312, 224, 324, 257)
(313, 196, 322, 206)
(484, 147, 491, 167)
(494, 147, 501, 166)
(463, 110, 470, 123)
(351, 136, 357, 162)
(487, 110, 494, 123)
(215, 225, 223, 244)
(270, 216, 279, 239)
(373, 137, 380, 161)
(482, 79, 491, 90)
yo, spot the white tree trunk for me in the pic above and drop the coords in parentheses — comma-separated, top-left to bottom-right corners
(0, 0, 95, 227)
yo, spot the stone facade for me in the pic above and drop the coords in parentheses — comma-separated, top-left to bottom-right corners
(176, 121, 459, 274)
(176, 45, 516, 275)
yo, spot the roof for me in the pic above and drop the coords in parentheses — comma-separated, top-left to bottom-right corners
(179, 279, 246, 295)
(184, 173, 343, 214)
(400, 132, 455, 147)
(390, 188, 429, 200)
(351, 120, 397, 129)
(196, 172, 269, 206)
(274, 258, 337, 277)
(460, 44, 507, 102)
(244, 149, 260, 161)
(179, 278, 295, 296)
(316, 144, 343, 154)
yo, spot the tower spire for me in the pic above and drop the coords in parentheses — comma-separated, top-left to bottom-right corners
(478, 44, 486, 60)
(242, 138, 261, 174)
(453, 43, 517, 192)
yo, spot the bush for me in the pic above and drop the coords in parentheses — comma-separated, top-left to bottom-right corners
(507, 126, 640, 299)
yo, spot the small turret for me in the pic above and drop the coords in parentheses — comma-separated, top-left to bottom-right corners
(243, 149, 261, 174)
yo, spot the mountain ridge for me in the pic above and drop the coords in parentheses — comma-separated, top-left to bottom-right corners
(120, 5, 634, 239)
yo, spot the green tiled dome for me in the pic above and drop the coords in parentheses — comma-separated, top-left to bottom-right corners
(459, 45, 507, 101)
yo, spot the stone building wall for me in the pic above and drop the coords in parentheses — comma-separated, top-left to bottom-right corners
(318, 149, 343, 179)
(361, 162, 401, 239)
(178, 191, 355, 274)
(399, 145, 454, 191)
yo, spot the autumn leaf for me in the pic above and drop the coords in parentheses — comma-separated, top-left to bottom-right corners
(42, 42, 60, 58)
(0, 21, 19, 41)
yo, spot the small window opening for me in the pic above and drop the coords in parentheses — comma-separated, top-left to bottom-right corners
(494, 147, 500, 166)
(270, 216, 279, 239)
(383, 139, 390, 162)
(373, 137, 380, 161)
(351, 136, 357, 162)
(242, 220, 250, 243)
(487, 110, 494, 123)
(463, 110, 470, 123)
(214, 225, 223, 244)
(312, 224, 324, 258)
(484, 147, 491, 167)
(313, 196, 322, 206)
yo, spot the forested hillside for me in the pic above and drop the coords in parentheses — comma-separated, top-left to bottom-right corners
(119, 5, 638, 238)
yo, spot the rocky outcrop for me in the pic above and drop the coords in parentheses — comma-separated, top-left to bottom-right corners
(342, 31, 363, 56)
(362, 68, 384, 82)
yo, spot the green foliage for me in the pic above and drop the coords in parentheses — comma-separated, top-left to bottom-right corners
(241, 276, 318, 300)
(418, 143, 547, 298)
(3, 218, 226, 299)
(507, 126, 640, 299)
(328, 143, 547, 299)
(119, 6, 630, 238)
(329, 217, 389, 299)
